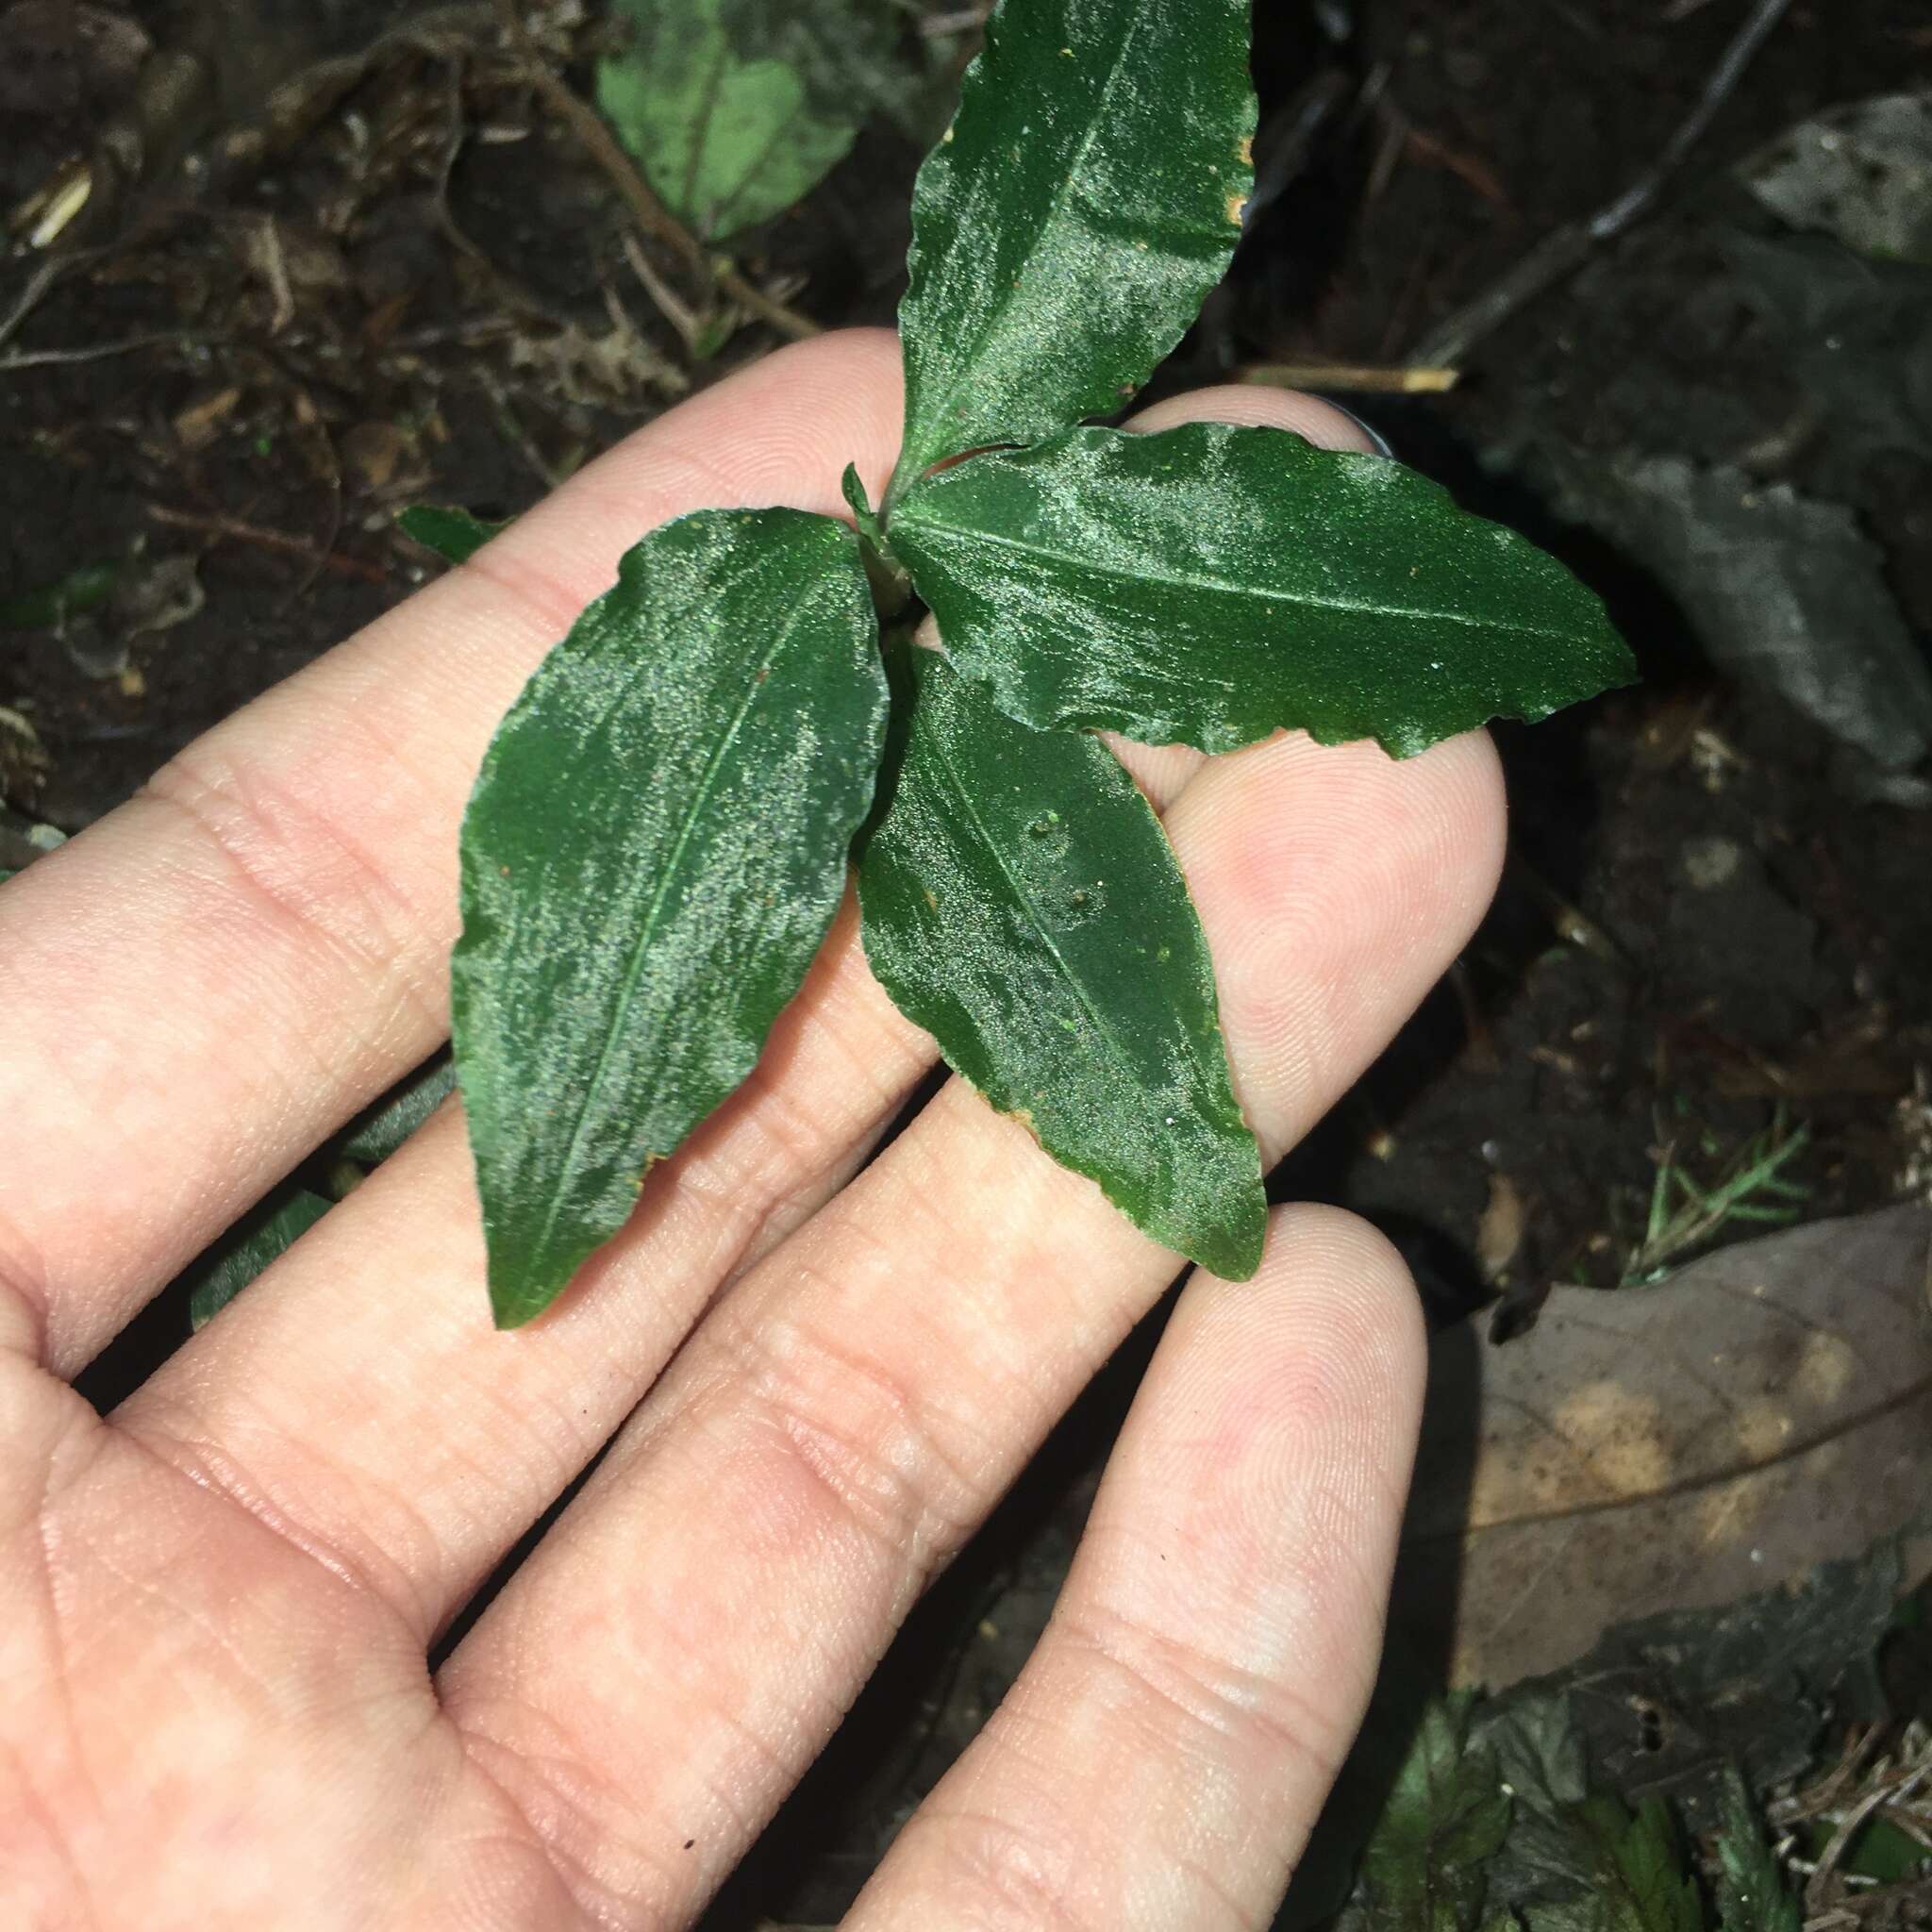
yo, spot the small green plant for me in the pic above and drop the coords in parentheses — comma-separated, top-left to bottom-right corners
(1335, 1695, 1803, 1930)
(443, 0, 1636, 1325)
(1623, 1110, 1810, 1285)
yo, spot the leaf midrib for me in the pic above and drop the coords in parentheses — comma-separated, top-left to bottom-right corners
(711, 72, 814, 234)
(683, 22, 736, 225)
(530, 560, 827, 1270)
(904, 507, 1590, 647)
(905, 4, 1154, 476)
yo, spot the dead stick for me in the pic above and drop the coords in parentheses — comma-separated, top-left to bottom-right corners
(147, 506, 389, 584)
(0, 257, 67, 357)
(0, 332, 204, 372)
(1239, 361, 1459, 394)
(1411, 0, 1795, 368)
(492, 0, 703, 273)
(714, 261, 822, 341)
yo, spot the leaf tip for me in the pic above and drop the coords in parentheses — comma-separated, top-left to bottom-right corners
(488, 1268, 559, 1331)
(1200, 1194, 1268, 1283)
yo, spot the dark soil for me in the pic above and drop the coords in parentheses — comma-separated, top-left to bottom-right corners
(4, 1, 1929, 1923)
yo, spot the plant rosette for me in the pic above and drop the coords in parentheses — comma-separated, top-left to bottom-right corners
(420, 0, 1635, 1327)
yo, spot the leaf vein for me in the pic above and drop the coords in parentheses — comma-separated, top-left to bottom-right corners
(528, 558, 829, 1270)
(909, 510, 1588, 646)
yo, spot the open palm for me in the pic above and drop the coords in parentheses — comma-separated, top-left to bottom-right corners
(0, 331, 1504, 1930)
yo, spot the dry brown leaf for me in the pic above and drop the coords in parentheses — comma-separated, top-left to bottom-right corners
(1392, 1204, 1932, 1690)
(172, 386, 243, 451)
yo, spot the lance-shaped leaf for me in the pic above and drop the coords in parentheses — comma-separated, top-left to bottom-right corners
(455, 509, 887, 1326)
(892, 423, 1638, 758)
(857, 647, 1263, 1277)
(188, 1191, 333, 1331)
(889, 0, 1255, 501)
(339, 1053, 457, 1166)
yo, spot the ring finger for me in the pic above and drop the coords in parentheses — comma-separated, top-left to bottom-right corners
(846, 1205, 1424, 1931)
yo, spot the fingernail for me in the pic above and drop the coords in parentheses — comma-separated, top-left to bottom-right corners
(1316, 399, 1396, 460)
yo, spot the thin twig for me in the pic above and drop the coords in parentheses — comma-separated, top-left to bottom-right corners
(1239, 360, 1459, 394)
(385, 317, 518, 350)
(0, 256, 68, 355)
(491, 0, 820, 341)
(146, 506, 389, 584)
(1772, 1724, 1893, 1829)
(917, 5, 993, 34)
(1411, 0, 1796, 368)
(475, 367, 564, 490)
(715, 261, 822, 341)
(621, 230, 705, 352)
(1807, 1766, 1929, 1916)
(432, 53, 491, 271)
(492, 0, 705, 274)
(0, 332, 204, 372)
(1590, 0, 1794, 238)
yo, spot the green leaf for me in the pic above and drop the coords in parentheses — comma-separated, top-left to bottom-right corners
(597, 0, 861, 241)
(892, 423, 1638, 757)
(841, 462, 885, 549)
(1357, 1696, 1514, 1932)
(1471, 1691, 1598, 1912)
(856, 646, 1263, 1277)
(397, 505, 506, 564)
(1714, 1774, 1800, 1932)
(889, 0, 1256, 500)
(187, 1191, 332, 1330)
(454, 508, 887, 1325)
(339, 1054, 457, 1166)
(1520, 1799, 1703, 1932)
(0, 560, 119, 630)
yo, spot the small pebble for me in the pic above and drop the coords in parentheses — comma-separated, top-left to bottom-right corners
(1680, 834, 1742, 891)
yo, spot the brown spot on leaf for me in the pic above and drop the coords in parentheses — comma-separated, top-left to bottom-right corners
(1224, 191, 1248, 227)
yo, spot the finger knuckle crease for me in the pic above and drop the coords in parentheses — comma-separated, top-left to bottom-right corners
(0, 1201, 54, 1362)
(451, 1692, 685, 1930)
(927, 1805, 1096, 1932)
(729, 1305, 983, 1579)
(122, 1412, 438, 1636)
(1059, 1602, 1347, 1784)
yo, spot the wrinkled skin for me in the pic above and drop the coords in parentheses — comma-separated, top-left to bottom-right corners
(0, 331, 1505, 1931)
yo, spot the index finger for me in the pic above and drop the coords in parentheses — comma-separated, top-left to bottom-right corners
(0, 330, 907, 1374)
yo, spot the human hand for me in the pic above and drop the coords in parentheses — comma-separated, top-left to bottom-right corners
(0, 330, 1504, 1929)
